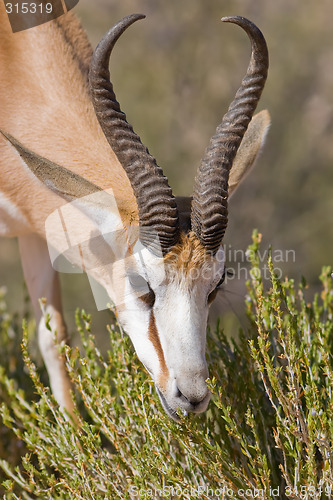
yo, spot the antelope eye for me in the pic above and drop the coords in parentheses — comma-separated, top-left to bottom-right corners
(128, 273, 149, 292)
(208, 269, 226, 304)
(128, 273, 156, 308)
(216, 269, 226, 289)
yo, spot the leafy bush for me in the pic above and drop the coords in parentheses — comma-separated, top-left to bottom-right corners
(0, 232, 332, 499)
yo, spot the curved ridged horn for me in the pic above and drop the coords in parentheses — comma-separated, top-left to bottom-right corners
(191, 16, 269, 254)
(89, 14, 179, 255)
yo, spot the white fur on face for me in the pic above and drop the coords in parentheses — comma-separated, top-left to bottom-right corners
(114, 241, 226, 420)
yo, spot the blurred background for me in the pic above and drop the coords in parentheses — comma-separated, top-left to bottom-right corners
(0, 0, 332, 339)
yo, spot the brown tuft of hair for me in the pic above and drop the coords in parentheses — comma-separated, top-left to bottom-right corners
(164, 231, 210, 277)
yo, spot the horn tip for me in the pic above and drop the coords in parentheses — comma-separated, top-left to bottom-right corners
(131, 13, 146, 22)
(221, 16, 249, 26)
(221, 15, 240, 23)
(221, 16, 265, 39)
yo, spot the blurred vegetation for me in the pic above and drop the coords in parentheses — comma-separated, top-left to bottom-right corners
(1, 0, 332, 333)
(0, 232, 333, 498)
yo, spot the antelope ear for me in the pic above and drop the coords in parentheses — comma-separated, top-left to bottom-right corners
(0, 129, 123, 239)
(1, 131, 129, 279)
(0, 130, 101, 200)
(228, 110, 270, 197)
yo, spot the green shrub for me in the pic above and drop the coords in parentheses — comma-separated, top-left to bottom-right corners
(0, 231, 332, 499)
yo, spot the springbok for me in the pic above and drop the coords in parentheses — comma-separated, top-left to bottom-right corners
(0, 8, 270, 421)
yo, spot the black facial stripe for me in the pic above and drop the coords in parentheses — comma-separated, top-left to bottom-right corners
(128, 272, 155, 308)
(139, 289, 155, 308)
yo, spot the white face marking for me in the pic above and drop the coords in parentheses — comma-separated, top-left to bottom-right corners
(113, 239, 226, 421)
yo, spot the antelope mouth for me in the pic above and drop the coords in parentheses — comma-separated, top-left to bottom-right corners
(156, 387, 182, 423)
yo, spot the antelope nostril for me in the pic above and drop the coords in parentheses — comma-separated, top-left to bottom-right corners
(174, 384, 208, 406)
(188, 396, 207, 407)
(171, 379, 182, 398)
(173, 384, 183, 399)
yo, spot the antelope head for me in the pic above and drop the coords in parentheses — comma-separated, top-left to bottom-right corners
(2, 14, 269, 421)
